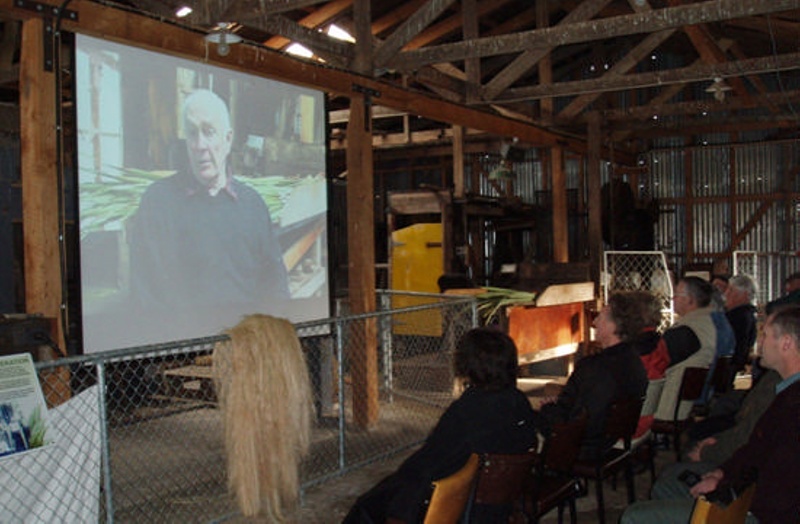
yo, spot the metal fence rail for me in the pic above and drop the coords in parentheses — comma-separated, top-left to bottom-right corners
(4, 293, 477, 523)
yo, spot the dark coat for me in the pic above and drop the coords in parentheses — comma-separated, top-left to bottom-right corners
(343, 386, 542, 523)
(540, 341, 648, 459)
(720, 379, 800, 523)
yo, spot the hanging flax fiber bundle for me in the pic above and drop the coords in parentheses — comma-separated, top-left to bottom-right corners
(213, 314, 313, 520)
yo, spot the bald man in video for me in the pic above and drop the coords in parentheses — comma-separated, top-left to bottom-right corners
(128, 89, 289, 340)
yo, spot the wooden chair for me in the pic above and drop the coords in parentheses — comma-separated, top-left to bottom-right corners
(694, 356, 736, 418)
(525, 413, 588, 524)
(572, 396, 643, 524)
(618, 378, 664, 485)
(463, 449, 538, 523)
(652, 367, 709, 460)
(690, 483, 756, 524)
(422, 453, 480, 524)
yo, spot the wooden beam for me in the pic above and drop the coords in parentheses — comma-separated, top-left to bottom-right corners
(498, 51, 800, 102)
(221, 0, 329, 20)
(600, 88, 800, 122)
(253, 15, 354, 66)
(0, 0, 592, 155)
(462, 0, 479, 104)
(388, 0, 800, 70)
(262, 0, 351, 49)
(374, 0, 458, 67)
(557, 29, 676, 120)
(482, 0, 613, 101)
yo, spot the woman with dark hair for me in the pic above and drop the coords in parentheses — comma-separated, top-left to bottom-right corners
(342, 328, 541, 524)
(540, 292, 648, 460)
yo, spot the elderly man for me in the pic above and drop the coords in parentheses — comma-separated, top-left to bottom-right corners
(620, 306, 800, 524)
(128, 89, 289, 343)
(723, 274, 758, 374)
(653, 276, 734, 421)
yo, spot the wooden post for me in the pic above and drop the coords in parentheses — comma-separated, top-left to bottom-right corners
(347, 0, 378, 428)
(20, 18, 71, 404)
(551, 146, 568, 262)
(346, 95, 379, 428)
(587, 112, 603, 284)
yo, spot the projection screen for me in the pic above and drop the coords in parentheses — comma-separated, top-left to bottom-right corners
(76, 35, 329, 353)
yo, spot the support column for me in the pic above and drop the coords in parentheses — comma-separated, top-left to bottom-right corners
(587, 112, 603, 284)
(551, 146, 568, 262)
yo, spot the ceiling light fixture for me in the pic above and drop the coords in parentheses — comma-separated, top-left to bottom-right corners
(175, 5, 193, 18)
(205, 22, 242, 57)
(705, 77, 733, 102)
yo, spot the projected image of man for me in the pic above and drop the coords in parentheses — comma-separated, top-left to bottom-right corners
(128, 89, 289, 341)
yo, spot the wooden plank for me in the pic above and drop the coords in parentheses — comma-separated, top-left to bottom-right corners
(389, 0, 800, 70)
(388, 191, 447, 215)
(536, 282, 595, 307)
(507, 303, 585, 361)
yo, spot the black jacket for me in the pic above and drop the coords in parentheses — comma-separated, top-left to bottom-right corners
(540, 341, 648, 459)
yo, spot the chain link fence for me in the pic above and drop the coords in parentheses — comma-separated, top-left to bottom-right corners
(733, 250, 799, 307)
(2, 293, 477, 523)
(603, 250, 675, 330)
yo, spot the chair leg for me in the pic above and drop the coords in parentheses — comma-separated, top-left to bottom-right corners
(594, 477, 606, 524)
(625, 460, 636, 504)
(568, 497, 577, 524)
(557, 503, 564, 524)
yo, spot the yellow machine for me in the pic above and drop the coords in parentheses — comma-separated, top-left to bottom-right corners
(390, 223, 443, 336)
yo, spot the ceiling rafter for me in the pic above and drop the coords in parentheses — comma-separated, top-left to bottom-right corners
(482, 0, 614, 101)
(496, 51, 800, 103)
(388, 0, 800, 70)
(262, 0, 351, 49)
(253, 14, 354, 65)
(374, 0, 458, 67)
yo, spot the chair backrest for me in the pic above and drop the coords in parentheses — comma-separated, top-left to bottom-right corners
(689, 483, 756, 524)
(423, 453, 480, 524)
(673, 366, 709, 420)
(710, 356, 735, 396)
(606, 396, 644, 450)
(642, 378, 665, 417)
(472, 449, 538, 506)
(542, 413, 588, 474)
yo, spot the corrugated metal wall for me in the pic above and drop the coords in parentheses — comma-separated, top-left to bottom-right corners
(649, 140, 799, 286)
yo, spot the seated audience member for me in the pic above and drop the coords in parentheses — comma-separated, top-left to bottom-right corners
(723, 274, 758, 374)
(654, 276, 734, 421)
(710, 274, 729, 311)
(765, 271, 800, 315)
(650, 368, 780, 502)
(539, 292, 648, 460)
(342, 328, 541, 524)
(630, 290, 670, 380)
(621, 306, 800, 524)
